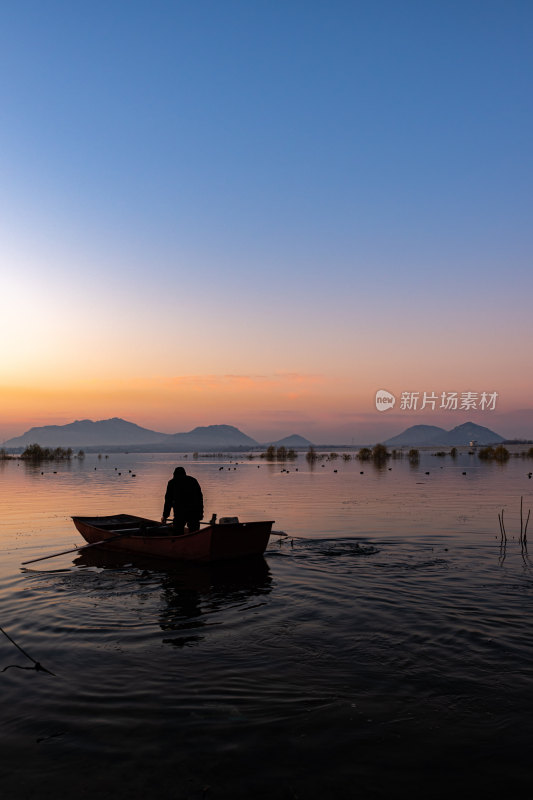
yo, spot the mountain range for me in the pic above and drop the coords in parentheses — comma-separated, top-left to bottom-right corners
(2, 417, 507, 450)
(385, 422, 505, 447)
(3, 418, 314, 451)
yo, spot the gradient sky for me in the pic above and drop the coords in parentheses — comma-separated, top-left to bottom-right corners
(1, 0, 532, 443)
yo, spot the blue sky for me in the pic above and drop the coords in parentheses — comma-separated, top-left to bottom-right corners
(1, 1, 532, 441)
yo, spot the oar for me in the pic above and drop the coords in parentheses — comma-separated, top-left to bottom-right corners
(22, 518, 217, 566)
(21, 530, 139, 566)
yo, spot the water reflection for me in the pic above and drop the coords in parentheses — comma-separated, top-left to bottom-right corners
(22, 459, 74, 476)
(4, 452, 533, 799)
(519, 538, 531, 569)
(74, 550, 272, 648)
(370, 459, 390, 476)
(161, 558, 271, 647)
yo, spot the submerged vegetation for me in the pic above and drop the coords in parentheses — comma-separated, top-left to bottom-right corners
(408, 449, 420, 464)
(262, 445, 298, 460)
(21, 443, 73, 462)
(478, 445, 510, 462)
(357, 444, 391, 463)
(7, 441, 531, 468)
(478, 447, 494, 460)
(372, 443, 390, 462)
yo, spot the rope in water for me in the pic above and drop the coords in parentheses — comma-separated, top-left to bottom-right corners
(0, 625, 55, 675)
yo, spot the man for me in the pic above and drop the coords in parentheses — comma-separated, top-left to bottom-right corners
(161, 466, 204, 534)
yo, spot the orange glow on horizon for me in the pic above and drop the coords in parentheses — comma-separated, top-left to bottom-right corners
(1, 371, 530, 444)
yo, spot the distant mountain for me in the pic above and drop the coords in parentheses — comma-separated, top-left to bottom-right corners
(4, 418, 168, 448)
(3, 419, 259, 451)
(439, 422, 505, 446)
(385, 421, 504, 447)
(165, 425, 258, 449)
(265, 434, 314, 448)
(385, 425, 448, 446)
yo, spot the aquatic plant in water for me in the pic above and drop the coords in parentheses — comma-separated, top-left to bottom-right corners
(21, 444, 73, 462)
(372, 443, 390, 462)
(479, 445, 510, 462)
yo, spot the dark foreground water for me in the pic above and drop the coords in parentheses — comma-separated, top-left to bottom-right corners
(1, 451, 533, 798)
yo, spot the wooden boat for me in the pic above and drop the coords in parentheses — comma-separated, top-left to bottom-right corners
(72, 514, 274, 563)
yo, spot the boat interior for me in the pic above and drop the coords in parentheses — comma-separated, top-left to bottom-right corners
(74, 514, 170, 536)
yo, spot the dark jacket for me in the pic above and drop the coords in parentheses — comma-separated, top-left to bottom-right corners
(163, 475, 204, 520)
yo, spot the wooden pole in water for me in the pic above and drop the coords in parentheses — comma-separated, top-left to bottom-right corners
(21, 530, 137, 566)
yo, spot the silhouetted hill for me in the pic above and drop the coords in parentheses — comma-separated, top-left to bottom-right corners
(165, 425, 258, 449)
(385, 421, 504, 446)
(385, 425, 448, 446)
(439, 422, 505, 446)
(4, 419, 259, 450)
(4, 418, 168, 448)
(265, 434, 314, 447)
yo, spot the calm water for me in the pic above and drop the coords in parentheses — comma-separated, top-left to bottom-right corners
(1, 451, 533, 798)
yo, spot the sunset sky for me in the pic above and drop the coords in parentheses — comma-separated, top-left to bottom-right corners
(1, 1, 532, 443)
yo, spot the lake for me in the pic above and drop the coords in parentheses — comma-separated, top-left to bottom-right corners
(1, 450, 533, 798)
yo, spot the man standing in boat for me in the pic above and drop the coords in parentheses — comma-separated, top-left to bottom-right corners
(161, 466, 204, 534)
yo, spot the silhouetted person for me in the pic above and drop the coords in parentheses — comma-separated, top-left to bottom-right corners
(161, 467, 204, 534)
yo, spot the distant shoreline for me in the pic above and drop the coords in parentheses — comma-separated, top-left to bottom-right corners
(3, 442, 532, 456)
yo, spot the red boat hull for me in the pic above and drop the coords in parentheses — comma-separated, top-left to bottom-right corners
(72, 514, 273, 563)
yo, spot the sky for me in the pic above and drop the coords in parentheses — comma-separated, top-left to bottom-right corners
(1, 0, 532, 444)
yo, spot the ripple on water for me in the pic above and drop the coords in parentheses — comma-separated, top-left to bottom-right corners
(2, 454, 533, 797)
